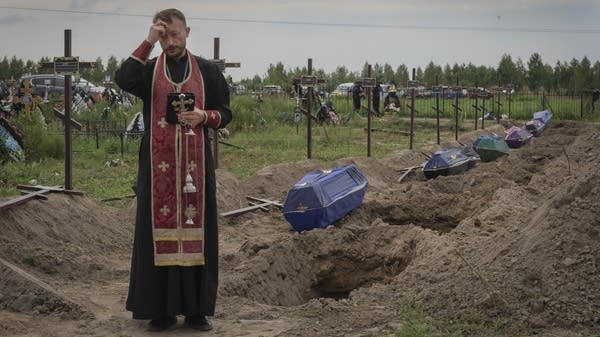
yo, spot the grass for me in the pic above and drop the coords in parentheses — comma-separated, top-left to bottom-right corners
(393, 298, 529, 337)
(218, 115, 461, 179)
(0, 110, 461, 201)
(1, 92, 596, 200)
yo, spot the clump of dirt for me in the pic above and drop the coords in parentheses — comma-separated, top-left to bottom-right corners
(0, 120, 598, 336)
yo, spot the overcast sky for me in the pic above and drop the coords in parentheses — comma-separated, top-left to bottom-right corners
(1, 0, 599, 83)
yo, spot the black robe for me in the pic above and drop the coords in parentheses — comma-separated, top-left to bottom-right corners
(115, 53, 232, 319)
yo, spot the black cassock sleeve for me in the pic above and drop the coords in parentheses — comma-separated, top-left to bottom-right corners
(115, 57, 153, 101)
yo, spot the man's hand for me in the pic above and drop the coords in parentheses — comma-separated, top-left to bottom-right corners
(146, 20, 168, 45)
(179, 108, 207, 128)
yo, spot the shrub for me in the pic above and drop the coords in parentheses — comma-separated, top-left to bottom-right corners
(14, 110, 64, 161)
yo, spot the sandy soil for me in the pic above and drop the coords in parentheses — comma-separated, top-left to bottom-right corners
(0, 120, 599, 336)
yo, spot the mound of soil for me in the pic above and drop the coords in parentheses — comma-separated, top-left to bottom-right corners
(0, 120, 598, 336)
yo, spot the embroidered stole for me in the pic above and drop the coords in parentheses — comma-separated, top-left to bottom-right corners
(150, 51, 206, 266)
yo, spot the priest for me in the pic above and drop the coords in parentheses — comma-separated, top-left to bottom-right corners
(115, 8, 232, 332)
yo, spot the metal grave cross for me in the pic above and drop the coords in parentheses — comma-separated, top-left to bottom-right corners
(40, 29, 95, 190)
(210, 37, 240, 169)
(358, 64, 376, 157)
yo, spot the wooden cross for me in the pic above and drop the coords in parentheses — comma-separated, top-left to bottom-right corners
(470, 87, 483, 130)
(432, 81, 443, 145)
(220, 196, 283, 217)
(451, 77, 462, 141)
(291, 59, 325, 159)
(39, 29, 95, 191)
(52, 106, 82, 130)
(15, 79, 38, 117)
(210, 37, 240, 169)
(493, 87, 508, 124)
(0, 184, 83, 212)
(479, 91, 487, 130)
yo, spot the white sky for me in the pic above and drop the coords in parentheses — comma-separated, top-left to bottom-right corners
(0, 0, 599, 82)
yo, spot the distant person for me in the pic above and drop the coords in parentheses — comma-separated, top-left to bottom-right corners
(115, 8, 232, 332)
(372, 82, 381, 116)
(352, 83, 362, 113)
(384, 85, 401, 113)
(592, 89, 599, 113)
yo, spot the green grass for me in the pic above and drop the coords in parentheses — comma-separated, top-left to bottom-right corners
(392, 298, 529, 337)
(1, 92, 596, 200)
(218, 115, 462, 179)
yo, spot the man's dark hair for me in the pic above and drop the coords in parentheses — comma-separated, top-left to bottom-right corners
(153, 8, 187, 25)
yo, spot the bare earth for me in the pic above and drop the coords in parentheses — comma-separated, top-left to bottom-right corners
(1, 120, 599, 337)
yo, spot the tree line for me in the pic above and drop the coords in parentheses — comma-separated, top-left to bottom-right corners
(0, 55, 121, 87)
(1, 52, 599, 94)
(243, 53, 600, 94)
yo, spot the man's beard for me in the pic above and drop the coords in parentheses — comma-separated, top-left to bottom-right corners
(166, 46, 185, 59)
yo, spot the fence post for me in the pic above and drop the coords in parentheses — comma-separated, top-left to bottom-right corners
(120, 132, 124, 159)
(542, 91, 546, 110)
(95, 129, 99, 149)
(580, 93, 584, 120)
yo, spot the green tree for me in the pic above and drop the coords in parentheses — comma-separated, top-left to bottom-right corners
(442, 64, 452, 85)
(415, 67, 423, 82)
(514, 58, 527, 90)
(542, 64, 555, 92)
(24, 60, 36, 75)
(527, 52, 545, 92)
(422, 61, 442, 87)
(576, 56, 592, 90)
(568, 58, 580, 92)
(449, 63, 464, 86)
(382, 64, 395, 83)
(372, 63, 384, 80)
(360, 61, 369, 77)
(106, 55, 120, 83)
(330, 65, 351, 86)
(592, 61, 600, 89)
(395, 64, 409, 87)
(250, 75, 263, 91)
(462, 63, 478, 87)
(0, 57, 9, 79)
(37, 57, 52, 75)
(84, 57, 105, 84)
(263, 62, 288, 87)
(555, 60, 576, 92)
(497, 54, 518, 87)
(9, 56, 25, 79)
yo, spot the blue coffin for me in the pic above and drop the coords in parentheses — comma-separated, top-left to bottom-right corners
(525, 119, 545, 137)
(505, 126, 533, 148)
(423, 147, 477, 179)
(283, 164, 368, 232)
(532, 110, 552, 124)
(473, 134, 509, 162)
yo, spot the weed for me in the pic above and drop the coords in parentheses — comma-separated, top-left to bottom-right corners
(22, 254, 39, 267)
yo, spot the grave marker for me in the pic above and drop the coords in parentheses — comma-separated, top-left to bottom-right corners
(39, 29, 95, 190)
(210, 37, 240, 169)
(292, 59, 325, 159)
(407, 69, 419, 150)
(360, 64, 375, 157)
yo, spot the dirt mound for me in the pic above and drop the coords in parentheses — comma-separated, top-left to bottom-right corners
(0, 120, 598, 336)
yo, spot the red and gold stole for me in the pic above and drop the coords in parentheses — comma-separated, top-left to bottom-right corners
(150, 51, 206, 266)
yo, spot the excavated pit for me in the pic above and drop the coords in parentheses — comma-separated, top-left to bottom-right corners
(221, 221, 418, 306)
